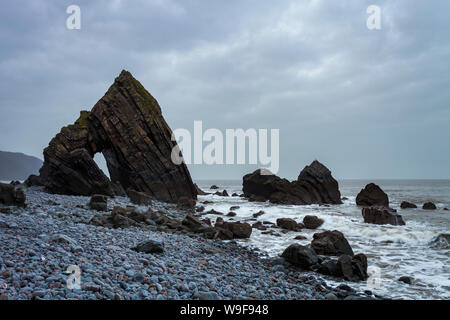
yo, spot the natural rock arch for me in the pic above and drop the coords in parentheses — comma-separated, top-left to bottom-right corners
(30, 70, 197, 203)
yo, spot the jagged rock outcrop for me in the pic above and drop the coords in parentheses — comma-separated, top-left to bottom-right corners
(362, 207, 405, 226)
(29, 70, 197, 203)
(242, 161, 342, 205)
(356, 183, 389, 207)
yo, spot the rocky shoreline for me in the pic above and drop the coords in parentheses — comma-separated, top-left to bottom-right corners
(0, 187, 380, 300)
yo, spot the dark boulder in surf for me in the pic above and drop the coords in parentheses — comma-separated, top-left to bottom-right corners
(422, 202, 437, 210)
(311, 230, 354, 257)
(356, 183, 389, 207)
(400, 201, 417, 209)
(303, 215, 324, 229)
(362, 206, 405, 226)
(276, 218, 303, 231)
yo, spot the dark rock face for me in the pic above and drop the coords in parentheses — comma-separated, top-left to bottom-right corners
(303, 215, 324, 229)
(362, 207, 405, 226)
(317, 259, 341, 276)
(0, 183, 26, 207)
(356, 183, 389, 207)
(24, 174, 44, 187)
(422, 202, 437, 210)
(89, 194, 108, 211)
(400, 201, 417, 209)
(194, 184, 209, 195)
(30, 70, 197, 203)
(337, 254, 368, 282)
(315, 253, 368, 281)
(297, 160, 342, 204)
(242, 161, 342, 205)
(311, 230, 354, 256)
(281, 244, 319, 269)
(127, 189, 152, 206)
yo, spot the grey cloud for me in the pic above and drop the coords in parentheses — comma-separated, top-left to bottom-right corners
(0, 0, 449, 180)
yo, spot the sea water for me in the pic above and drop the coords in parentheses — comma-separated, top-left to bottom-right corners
(196, 179, 450, 300)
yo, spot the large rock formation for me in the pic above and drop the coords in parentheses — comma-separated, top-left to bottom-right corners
(242, 161, 342, 205)
(356, 183, 389, 207)
(30, 70, 197, 203)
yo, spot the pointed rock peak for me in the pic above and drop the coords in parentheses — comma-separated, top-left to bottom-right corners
(298, 160, 332, 180)
(104, 70, 161, 116)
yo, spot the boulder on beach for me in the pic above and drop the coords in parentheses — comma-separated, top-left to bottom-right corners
(311, 230, 354, 256)
(422, 202, 437, 210)
(220, 221, 252, 239)
(242, 161, 342, 205)
(89, 194, 108, 211)
(356, 183, 389, 207)
(0, 183, 26, 207)
(400, 201, 417, 209)
(27, 70, 197, 203)
(303, 215, 324, 229)
(362, 206, 405, 226)
(281, 244, 319, 269)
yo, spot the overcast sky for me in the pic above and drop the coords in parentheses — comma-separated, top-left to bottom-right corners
(1, 0, 449, 180)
